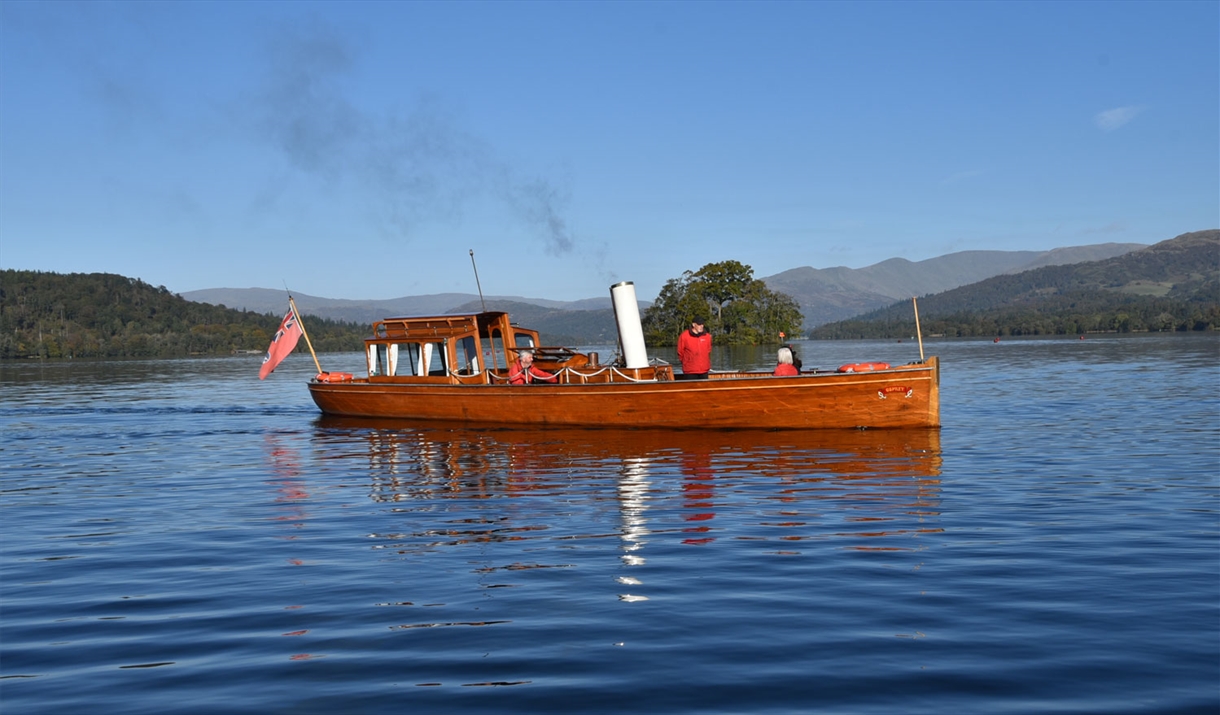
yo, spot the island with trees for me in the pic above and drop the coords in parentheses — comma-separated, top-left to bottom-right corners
(642, 260, 804, 346)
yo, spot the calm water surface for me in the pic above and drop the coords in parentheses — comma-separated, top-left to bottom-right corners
(2, 335, 1217, 714)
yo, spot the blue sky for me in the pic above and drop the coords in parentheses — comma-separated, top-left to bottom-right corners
(1, 1, 1216, 303)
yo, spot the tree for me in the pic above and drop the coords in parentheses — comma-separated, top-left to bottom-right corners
(642, 261, 804, 346)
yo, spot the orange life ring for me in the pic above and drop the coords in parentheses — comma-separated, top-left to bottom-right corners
(315, 372, 354, 383)
(836, 362, 890, 373)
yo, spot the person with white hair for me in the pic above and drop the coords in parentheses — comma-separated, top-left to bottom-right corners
(509, 349, 557, 384)
(773, 346, 799, 376)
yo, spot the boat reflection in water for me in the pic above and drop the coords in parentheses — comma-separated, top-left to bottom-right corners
(311, 418, 943, 569)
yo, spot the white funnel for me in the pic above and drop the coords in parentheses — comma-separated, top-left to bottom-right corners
(610, 281, 649, 369)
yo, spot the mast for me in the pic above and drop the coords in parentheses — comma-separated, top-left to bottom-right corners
(289, 295, 323, 373)
(469, 249, 487, 312)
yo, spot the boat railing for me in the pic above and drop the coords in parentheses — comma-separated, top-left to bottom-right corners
(486, 364, 673, 384)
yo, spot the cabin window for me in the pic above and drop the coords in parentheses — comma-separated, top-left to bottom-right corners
(393, 341, 446, 376)
(368, 344, 380, 376)
(388, 344, 401, 375)
(514, 331, 535, 348)
(456, 335, 480, 375)
(370, 344, 406, 376)
(368, 341, 448, 376)
(370, 344, 398, 376)
(487, 328, 509, 371)
(420, 341, 448, 376)
(401, 343, 423, 376)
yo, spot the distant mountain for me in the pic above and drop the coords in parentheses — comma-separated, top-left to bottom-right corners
(810, 230, 1219, 338)
(5, 233, 1207, 359)
(182, 240, 1151, 342)
(761, 242, 1146, 327)
(448, 300, 623, 346)
(179, 288, 583, 324)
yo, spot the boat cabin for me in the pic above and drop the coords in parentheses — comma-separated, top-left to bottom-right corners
(363, 311, 612, 385)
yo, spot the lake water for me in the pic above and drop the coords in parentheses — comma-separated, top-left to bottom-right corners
(2, 334, 1217, 715)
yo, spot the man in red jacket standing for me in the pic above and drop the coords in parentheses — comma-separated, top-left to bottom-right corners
(677, 317, 712, 379)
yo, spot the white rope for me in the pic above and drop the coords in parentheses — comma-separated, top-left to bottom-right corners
(608, 367, 658, 383)
(555, 366, 610, 383)
(483, 365, 661, 384)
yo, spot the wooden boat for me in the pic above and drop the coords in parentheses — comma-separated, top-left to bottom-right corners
(306, 285, 940, 430)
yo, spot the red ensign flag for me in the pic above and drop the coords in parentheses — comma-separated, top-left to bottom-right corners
(259, 309, 303, 380)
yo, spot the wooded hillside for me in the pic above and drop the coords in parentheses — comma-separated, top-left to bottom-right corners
(0, 271, 366, 359)
(810, 230, 1219, 339)
(763, 242, 1146, 327)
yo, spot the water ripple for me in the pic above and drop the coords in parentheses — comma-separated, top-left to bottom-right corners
(2, 336, 1217, 715)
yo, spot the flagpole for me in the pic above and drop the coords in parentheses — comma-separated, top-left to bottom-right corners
(289, 295, 323, 373)
(469, 249, 487, 312)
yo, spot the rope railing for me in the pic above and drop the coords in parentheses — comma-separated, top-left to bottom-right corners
(551, 366, 662, 383)
(482, 365, 664, 384)
(604, 367, 658, 383)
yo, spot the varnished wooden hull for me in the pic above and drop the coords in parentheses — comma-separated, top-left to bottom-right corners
(308, 357, 940, 429)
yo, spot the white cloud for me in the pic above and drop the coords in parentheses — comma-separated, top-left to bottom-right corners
(1094, 105, 1146, 131)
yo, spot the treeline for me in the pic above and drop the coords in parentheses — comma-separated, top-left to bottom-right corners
(1, 270, 367, 359)
(812, 290, 1220, 339)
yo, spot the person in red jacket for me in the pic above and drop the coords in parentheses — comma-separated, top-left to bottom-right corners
(509, 349, 557, 384)
(773, 346, 799, 376)
(677, 317, 712, 379)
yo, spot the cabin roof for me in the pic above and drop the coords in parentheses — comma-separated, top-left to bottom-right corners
(370, 311, 517, 341)
(376, 310, 505, 322)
